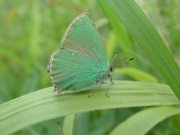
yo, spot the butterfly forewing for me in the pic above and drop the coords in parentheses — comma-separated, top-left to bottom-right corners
(61, 13, 108, 66)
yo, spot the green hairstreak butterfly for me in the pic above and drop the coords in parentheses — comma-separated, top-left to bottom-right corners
(48, 13, 113, 95)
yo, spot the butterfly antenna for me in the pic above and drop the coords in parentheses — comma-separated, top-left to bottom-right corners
(111, 51, 135, 65)
(110, 53, 120, 66)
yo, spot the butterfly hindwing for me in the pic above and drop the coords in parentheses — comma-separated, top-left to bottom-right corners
(48, 13, 109, 93)
(49, 49, 108, 92)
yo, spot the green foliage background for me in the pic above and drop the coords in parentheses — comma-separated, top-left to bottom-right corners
(0, 0, 180, 135)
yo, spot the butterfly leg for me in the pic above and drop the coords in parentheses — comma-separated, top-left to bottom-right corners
(54, 86, 58, 92)
(110, 75, 113, 85)
(99, 81, 110, 97)
(88, 80, 100, 97)
(105, 75, 114, 97)
(54, 86, 62, 95)
(88, 89, 94, 97)
(106, 86, 110, 97)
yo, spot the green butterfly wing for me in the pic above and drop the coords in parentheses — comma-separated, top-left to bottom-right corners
(48, 13, 109, 93)
(61, 13, 108, 66)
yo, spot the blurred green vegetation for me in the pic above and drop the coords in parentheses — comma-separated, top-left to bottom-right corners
(0, 0, 179, 135)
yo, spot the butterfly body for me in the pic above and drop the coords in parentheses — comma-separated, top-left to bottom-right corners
(48, 13, 112, 94)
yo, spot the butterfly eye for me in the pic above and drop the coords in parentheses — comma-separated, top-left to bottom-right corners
(109, 66, 114, 72)
(110, 67, 113, 72)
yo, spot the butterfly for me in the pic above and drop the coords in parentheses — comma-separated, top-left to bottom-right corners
(48, 13, 113, 96)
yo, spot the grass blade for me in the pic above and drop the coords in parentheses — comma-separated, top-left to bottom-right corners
(63, 114, 75, 135)
(111, 106, 180, 135)
(0, 81, 179, 135)
(115, 68, 158, 82)
(97, 0, 134, 60)
(106, 0, 180, 99)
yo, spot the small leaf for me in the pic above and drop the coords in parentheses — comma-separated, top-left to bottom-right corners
(63, 114, 75, 135)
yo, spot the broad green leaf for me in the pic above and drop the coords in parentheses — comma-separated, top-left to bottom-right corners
(106, 0, 180, 99)
(111, 106, 180, 135)
(0, 81, 179, 135)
